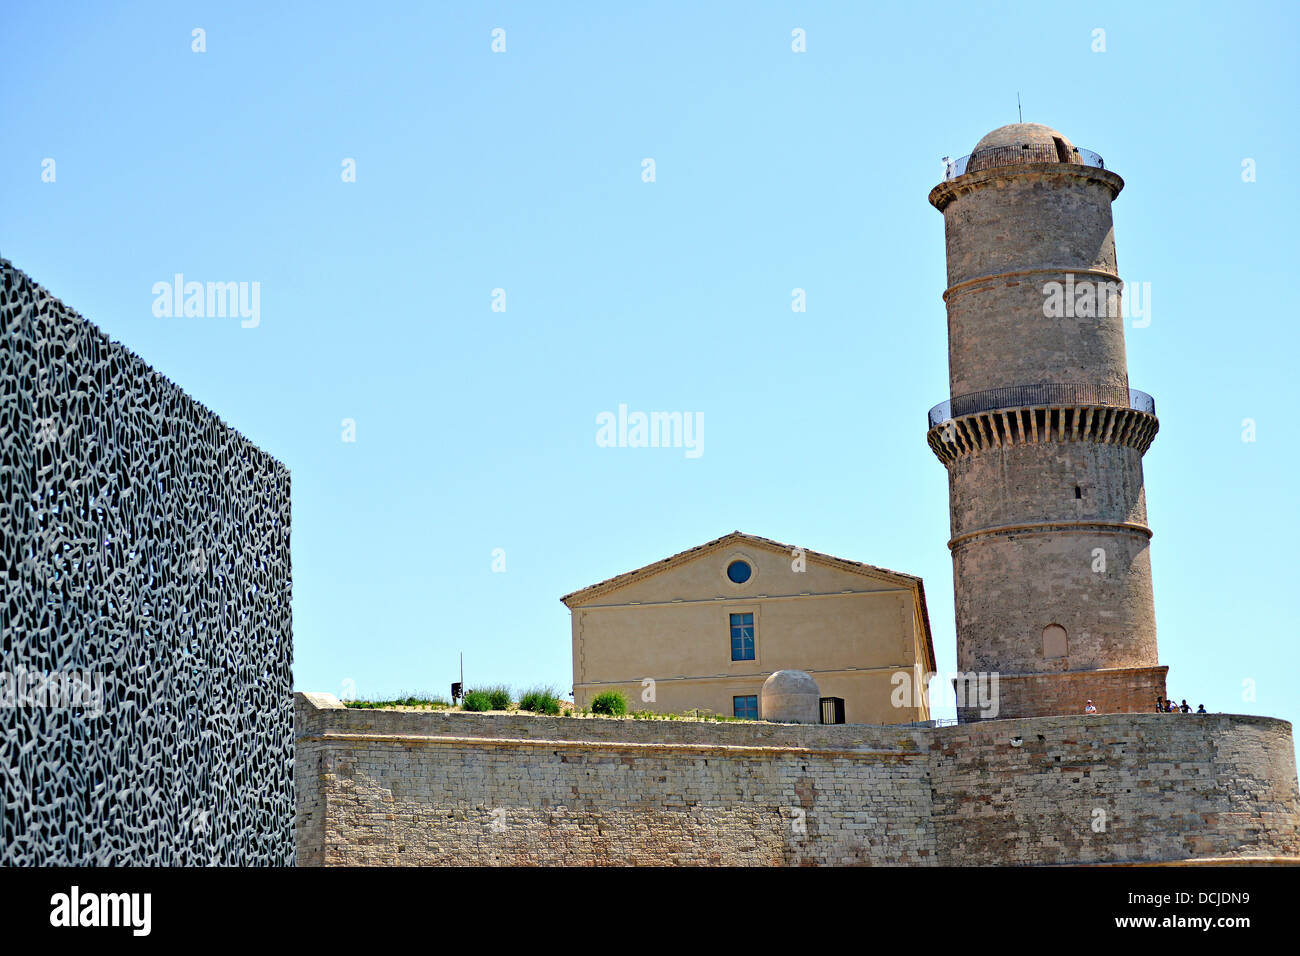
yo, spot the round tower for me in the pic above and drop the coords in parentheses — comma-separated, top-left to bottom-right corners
(926, 123, 1167, 721)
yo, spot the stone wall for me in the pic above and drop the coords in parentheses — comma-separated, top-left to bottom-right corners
(931, 713, 1300, 865)
(294, 694, 935, 865)
(957, 666, 1168, 722)
(932, 166, 1127, 396)
(946, 438, 1159, 679)
(296, 693, 1300, 866)
(1, 261, 294, 865)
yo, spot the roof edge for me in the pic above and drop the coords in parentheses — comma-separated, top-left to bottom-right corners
(559, 531, 924, 607)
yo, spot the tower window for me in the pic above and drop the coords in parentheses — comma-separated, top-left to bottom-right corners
(1043, 624, 1068, 659)
(730, 613, 755, 661)
(1075, 485, 1083, 499)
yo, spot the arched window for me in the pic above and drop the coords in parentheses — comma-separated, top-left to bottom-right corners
(1042, 624, 1067, 659)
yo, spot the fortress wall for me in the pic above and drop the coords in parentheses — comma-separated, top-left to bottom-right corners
(294, 694, 936, 866)
(296, 695, 1300, 866)
(295, 695, 336, 867)
(930, 714, 1300, 865)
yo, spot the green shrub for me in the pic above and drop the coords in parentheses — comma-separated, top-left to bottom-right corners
(484, 685, 512, 710)
(461, 690, 492, 712)
(518, 686, 562, 716)
(462, 685, 511, 710)
(590, 690, 628, 716)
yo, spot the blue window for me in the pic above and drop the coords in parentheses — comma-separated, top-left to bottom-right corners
(730, 612, 755, 661)
(726, 560, 752, 584)
(733, 695, 758, 720)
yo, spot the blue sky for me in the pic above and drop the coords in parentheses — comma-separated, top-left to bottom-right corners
(2, 2, 1296, 737)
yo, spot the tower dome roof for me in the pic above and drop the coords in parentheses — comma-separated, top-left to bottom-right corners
(972, 122, 1074, 154)
(966, 123, 1080, 174)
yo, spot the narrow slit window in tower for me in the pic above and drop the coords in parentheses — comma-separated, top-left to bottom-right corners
(1043, 625, 1068, 659)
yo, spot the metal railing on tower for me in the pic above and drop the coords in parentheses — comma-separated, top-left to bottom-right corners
(943, 145, 1105, 181)
(928, 383, 1155, 428)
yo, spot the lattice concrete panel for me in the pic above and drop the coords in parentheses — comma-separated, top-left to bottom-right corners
(1, 260, 293, 865)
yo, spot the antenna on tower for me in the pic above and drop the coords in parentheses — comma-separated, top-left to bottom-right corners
(1017, 93, 1023, 123)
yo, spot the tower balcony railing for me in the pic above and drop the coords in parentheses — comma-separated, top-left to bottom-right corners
(943, 145, 1105, 181)
(928, 383, 1155, 429)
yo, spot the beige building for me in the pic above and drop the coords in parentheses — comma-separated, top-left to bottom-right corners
(560, 532, 936, 724)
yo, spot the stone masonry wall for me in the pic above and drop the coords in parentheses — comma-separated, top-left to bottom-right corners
(956, 667, 1168, 722)
(946, 440, 1159, 678)
(931, 713, 1300, 865)
(935, 166, 1127, 397)
(295, 694, 935, 865)
(296, 693, 1300, 866)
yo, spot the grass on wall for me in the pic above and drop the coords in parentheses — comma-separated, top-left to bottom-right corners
(344, 692, 451, 710)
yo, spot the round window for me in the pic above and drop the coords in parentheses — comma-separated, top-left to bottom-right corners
(726, 560, 752, 584)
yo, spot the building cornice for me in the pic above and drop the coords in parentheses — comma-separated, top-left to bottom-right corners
(560, 532, 921, 608)
(929, 163, 1125, 212)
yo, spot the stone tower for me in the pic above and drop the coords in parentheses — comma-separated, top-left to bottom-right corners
(926, 123, 1167, 721)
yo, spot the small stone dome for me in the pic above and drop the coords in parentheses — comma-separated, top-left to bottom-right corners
(967, 122, 1080, 173)
(972, 122, 1074, 154)
(760, 670, 821, 724)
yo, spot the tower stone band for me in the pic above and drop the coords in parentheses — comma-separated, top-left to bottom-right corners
(927, 124, 1165, 721)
